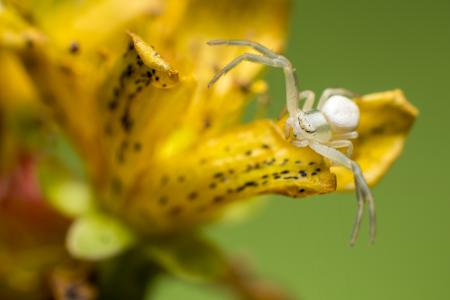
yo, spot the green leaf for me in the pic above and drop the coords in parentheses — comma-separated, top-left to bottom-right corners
(47, 180, 95, 218)
(67, 213, 136, 261)
(146, 234, 227, 282)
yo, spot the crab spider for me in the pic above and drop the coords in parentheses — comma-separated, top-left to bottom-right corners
(207, 39, 376, 246)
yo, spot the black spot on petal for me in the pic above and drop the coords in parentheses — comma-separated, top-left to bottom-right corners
(120, 113, 133, 132)
(188, 192, 198, 201)
(108, 100, 118, 111)
(159, 196, 168, 205)
(280, 158, 289, 166)
(244, 181, 258, 187)
(213, 172, 225, 179)
(213, 196, 224, 203)
(169, 206, 182, 216)
(124, 64, 133, 77)
(133, 143, 142, 151)
(69, 41, 79, 54)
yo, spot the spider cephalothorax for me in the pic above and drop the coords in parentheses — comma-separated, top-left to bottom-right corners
(208, 40, 375, 245)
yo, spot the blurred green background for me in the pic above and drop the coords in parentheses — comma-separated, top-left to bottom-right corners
(155, 0, 450, 299)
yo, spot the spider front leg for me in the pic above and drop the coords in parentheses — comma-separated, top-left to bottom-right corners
(326, 139, 354, 157)
(278, 90, 315, 121)
(207, 39, 279, 58)
(299, 90, 316, 111)
(207, 53, 283, 88)
(282, 91, 315, 137)
(207, 39, 300, 118)
(308, 141, 376, 246)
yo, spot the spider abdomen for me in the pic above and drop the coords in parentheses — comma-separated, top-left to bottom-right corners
(321, 95, 360, 133)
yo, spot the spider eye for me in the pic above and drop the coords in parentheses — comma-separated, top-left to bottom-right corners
(298, 115, 316, 133)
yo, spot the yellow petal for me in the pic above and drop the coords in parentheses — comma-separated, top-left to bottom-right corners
(0, 50, 37, 104)
(143, 0, 291, 133)
(107, 120, 335, 235)
(333, 89, 418, 191)
(98, 33, 197, 193)
(20, 42, 107, 179)
(0, 4, 45, 50)
(5, 0, 161, 54)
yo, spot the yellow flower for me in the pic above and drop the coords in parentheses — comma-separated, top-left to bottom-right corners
(0, 0, 420, 298)
(0, 0, 418, 239)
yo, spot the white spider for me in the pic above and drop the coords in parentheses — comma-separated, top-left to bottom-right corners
(207, 39, 375, 246)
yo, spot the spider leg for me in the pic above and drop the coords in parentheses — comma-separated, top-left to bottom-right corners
(299, 90, 316, 111)
(208, 53, 283, 88)
(283, 91, 315, 138)
(332, 131, 358, 140)
(292, 139, 309, 148)
(326, 139, 353, 157)
(207, 40, 300, 118)
(207, 39, 279, 58)
(351, 173, 365, 246)
(351, 162, 376, 244)
(284, 116, 293, 138)
(317, 88, 358, 110)
(308, 141, 376, 245)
